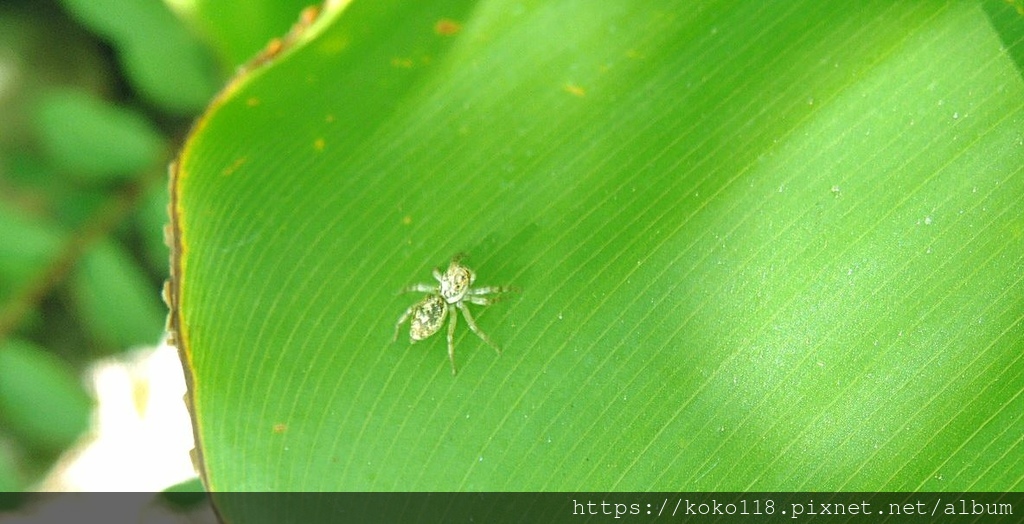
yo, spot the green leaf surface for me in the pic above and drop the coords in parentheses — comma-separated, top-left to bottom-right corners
(173, 0, 1024, 497)
(0, 339, 92, 453)
(34, 90, 166, 181)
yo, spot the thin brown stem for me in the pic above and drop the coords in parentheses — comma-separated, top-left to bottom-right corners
(0, 170, 164, 342)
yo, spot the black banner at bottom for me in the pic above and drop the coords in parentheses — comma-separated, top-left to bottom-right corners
(1, 492, 1020, 523)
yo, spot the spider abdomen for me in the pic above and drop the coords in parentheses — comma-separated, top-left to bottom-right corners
(410, 295, 447, 341)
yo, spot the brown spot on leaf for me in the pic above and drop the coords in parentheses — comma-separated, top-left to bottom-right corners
(299, 5, 320, 26)
(246, 97, 260, 107)
(273, 423, 287, 434)
(314, 138, 325, 151)
(264, 38, 284, 58)
(434, 18, 462, 36)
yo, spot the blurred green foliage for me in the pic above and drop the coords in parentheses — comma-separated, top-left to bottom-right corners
(57, 0, 221, 114)
(0, 0, 310, 493)
(0, 340, 91, 453)
(34, 90, 166, 181)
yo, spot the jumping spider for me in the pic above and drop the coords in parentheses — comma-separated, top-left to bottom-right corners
(393, 255, 511, 374)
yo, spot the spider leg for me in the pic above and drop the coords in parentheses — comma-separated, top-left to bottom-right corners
(447, 305, 458, 375)
(398, 283, 436, 294)
(466, 285, 513, 296)
(465, 295, 496, 306)
(465, 285, 516, 305)
(432, 268, 443, 283)
(392, 304, 417, 342)
(457, 302, 501, 355)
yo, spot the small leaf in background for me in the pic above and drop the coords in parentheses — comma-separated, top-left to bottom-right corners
(168, 0, 319, 68)
(119, 25, 222, 115)
(0, 339, 92, 454)
(0, 2, 112, 153)
(34, 90, 166, 182)
(56, 0, 221, 114)
(159, 476, 207, 510)
(70, 240, 166, 352)
(49, 185, 109, 234)
(0, 206, 63, 302)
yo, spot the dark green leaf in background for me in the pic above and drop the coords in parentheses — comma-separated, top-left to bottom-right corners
(71, 240, 167, 351)
(34, 90, 166, 182)
(0, 339, 92, 453)
(56, 0, 221, 113)
(0, 207, 63, 303)
(0, 2, 111, 154)
(160, 476, 208, 509)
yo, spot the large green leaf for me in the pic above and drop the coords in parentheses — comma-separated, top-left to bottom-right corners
(172, 0, 1024, 500)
